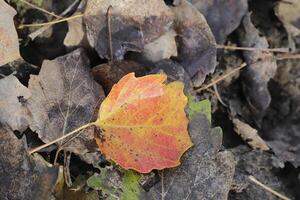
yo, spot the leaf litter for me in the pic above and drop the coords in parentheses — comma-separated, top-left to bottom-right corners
(1, 0, 300, 199)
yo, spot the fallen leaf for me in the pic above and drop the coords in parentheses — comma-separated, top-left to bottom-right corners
(0, 75, 31, 132)
(27, 49, 105, 162)
(275, 1, 300, 49)
(151, 59, 193, 93)
(238, 13, 277, 113)
(172, 0, 217, 87)
(0, 0, 20, 66)
(144, 108, 235, 200)
(188, 96, 211, 122)
(87, 167, 141, 199)
(92, 60, 146, 93)
(229, 145, 290, 200)
(84, 0, 174, 60)
(188, 0, 248, 44)
(142, 30, 178, 62)
(0, 126, 58, 200)
(232, 118, 269, 151)
(95, 73, 192, 173)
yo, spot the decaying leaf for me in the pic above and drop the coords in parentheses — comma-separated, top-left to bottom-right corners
(84, 0, 174, 60)
(142, 30, 177, 62)
(188, 96, 211, 122)
(87, 167, 141, 199)
(144, 105, 235, 200)
(0, 0, 20, 66)
(172, 0, 217, 87)
(0, 75, 31, 132)
(151, 59, 193, 93)
(95, 73, 192, 173)
(232, 118, 269, 151)
(238, 13, 277, 113)
(275, 1, 300, 49)
(0, 126, 58, 200)
(27, 49, 105, 162)
(229, 145, 290, 200)
(92, 60, 146, 93)
(188, 0, 248, 44)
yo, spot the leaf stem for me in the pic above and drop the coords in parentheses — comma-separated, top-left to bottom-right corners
(29, 122, 96, 154)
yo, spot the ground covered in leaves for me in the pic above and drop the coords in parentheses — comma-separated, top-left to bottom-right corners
(0, 0, 300, 199)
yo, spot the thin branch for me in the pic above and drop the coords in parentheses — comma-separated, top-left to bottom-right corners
(195, 62, 247, 93)
(18, 14, 84, 29)
(107, 5, 114, 63)
(217, 44, 289, 53)
(29, 122, 96, 154)
(19, 0, 60, 18)
(276, 53, 300, 60)
(248, 175, 291, 200)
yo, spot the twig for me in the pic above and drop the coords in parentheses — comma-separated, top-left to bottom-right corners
(29, 122, 95, 154)
(195, 63, 247, 92)
(217, 44, 289, 53)
(18, 14, 84, 29)
(107, 6, 114, 63)
(19, 0, 60, 18)
(276, 53, 300, 60)
(248, 175, 291, 200)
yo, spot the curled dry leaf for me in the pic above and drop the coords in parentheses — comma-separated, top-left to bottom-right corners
(188, 0, 248, 44)
(233, 118, 269, 151)
(95, 73, 192, 173)
(0, 0, 20, 66)
(275, 1, 300, 49)
(84, 0, 174, 60)
(0, 126, 58, 200)
(238, 14, 277, 113)
(27, 49, 105, 162)
(172, 0, 217, 87)
(0, 75, 31, 132)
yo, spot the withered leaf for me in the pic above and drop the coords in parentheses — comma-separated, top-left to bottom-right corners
(0, 75, 31, 132)
(188, 0, 248, 44)
(27, 49, 105, 162)
(144, 113, 235, 200)
(0, 0, 20, 66)
(233, 118, 269, 151)
(92, 60, 146, 93)
(275, 1, 300, 49)
(238, 13, 277, 113)
(0, 126, 58, 200)
(84, 0, 174, 60)
(172, 0, 217, 87)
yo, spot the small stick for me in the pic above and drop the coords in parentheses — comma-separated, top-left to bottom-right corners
(217, 44, 289, 53)
(276, 53, 300, 60)
(18, 14, 84, 29)
(29, 122, 95, 154)
(107, 6, 114, 63)
(195, 62, 247, 92)
(248, 175, 291, 200)
(19, 0, 61, 18)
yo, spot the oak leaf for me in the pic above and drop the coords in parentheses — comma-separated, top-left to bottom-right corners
(95, 73, 192, 173)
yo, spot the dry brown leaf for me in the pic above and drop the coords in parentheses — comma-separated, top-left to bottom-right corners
(0, 0, 20, 66)
(0, 126, 58, 200)
(238, 13, 277, 113)
(142, 30, 177, 62)
(27, 49, 105, 162)
(84, 0, 174, 60)
(172, 0, 217, 87)
(0, 75, 31, 132)
(233, 118, 269, 151)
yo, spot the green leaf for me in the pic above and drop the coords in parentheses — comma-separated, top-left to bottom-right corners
(188, 95, 211, 122)
(121, 171, 140, 200)
(87, 168, 141, 200)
